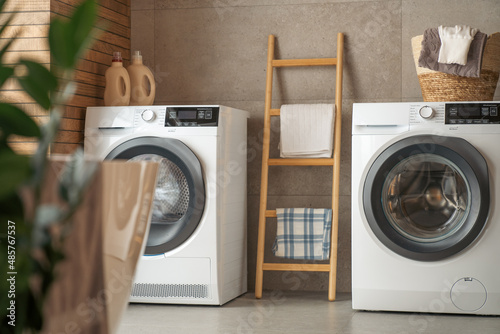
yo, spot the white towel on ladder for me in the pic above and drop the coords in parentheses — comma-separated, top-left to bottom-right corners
(280, 104, 335, 158)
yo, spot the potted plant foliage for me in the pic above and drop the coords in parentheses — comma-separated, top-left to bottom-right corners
(0, 0, 101, 332)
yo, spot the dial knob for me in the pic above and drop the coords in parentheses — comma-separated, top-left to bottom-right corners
(141, 109, 156, 122)
(419, 106, 435, 119)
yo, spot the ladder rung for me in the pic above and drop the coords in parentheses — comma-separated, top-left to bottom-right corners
(270, 108, 280, 116)
(265, 210, 277, 217)
(268, 158, 334, 166)
(272, 58, 337, 67)
(262, 263, 330, 272)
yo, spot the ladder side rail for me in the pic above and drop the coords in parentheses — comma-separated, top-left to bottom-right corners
(255, 34, 276, 299)
(328, 32, 344, 302)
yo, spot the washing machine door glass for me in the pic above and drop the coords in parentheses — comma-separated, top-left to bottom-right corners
(129, 154, 190, 224)
(382, 153, 470, 242)
(363, 135, 489, 261)
(105, 137, 205, 255)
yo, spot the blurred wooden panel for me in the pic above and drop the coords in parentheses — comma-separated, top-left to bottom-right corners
(51, 143, 81, 154)
(2, 50, 50, 64)
(63, 106, 86, 119)
(6, 37, 49, 51)
(8, 142, 39, 155)
(55, 130, 84, 143)
(0, 11, 50, 25)
(51, 0, 130, 154)
(5, 0, 131, 155)
(1, 24, 49, 39)
(73, 69, 106, 88)
(3, 0, 50, 12)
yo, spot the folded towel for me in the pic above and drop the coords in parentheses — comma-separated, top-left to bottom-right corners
(272, 208, 332, 260)
(418, 28, 487, 77)
(280, 104, 335, 158)
(438, 25, 478, 65)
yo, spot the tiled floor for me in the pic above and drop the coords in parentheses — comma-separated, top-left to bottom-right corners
(117, 291, 500, 333)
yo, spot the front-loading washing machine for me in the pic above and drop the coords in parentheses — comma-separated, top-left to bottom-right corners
(84, 105, 248, 305)
(352, 101, 500, 315)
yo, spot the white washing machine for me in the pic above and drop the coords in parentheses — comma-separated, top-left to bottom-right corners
(84, 105, 248, 305)
(352, 101, 500, 315)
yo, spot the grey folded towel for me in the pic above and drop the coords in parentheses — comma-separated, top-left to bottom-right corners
(418, 28, 487, 77)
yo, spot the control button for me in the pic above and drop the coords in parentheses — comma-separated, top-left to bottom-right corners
(481, 107, 490, 116)
(491, 106, 498, 116)
(449, 119, 457, 124)
(457, 119, 465, 124)
(449, 107, 458, 116)
(473, 119, 482, 124)
(482, 119, 489, 124)
(419, 106, 435, 119)
(466, 119, 473, 124)
(205, 110, 213, 119)
(198, 111, 205, 119)
(141, 109, 156, 122)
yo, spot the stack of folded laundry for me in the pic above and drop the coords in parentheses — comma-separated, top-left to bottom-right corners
(418, 25, 487, 78)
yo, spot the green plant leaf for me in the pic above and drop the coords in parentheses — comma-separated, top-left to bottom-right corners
(0, 103, 41, 138)
(0, 192, 24, 222)
(20, 60, 58, 91)
(0, 0, 7, 13)
(0, 150, 31, 200)
(0, 66, 14, 87)
(68, 0, 97, 59)
(48, 19, 73, 69)
(49, 0, 97, 70)
(0, 37, 14, 61)
(17, 60, 58, 110)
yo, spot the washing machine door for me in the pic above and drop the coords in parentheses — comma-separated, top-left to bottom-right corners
(105, 137, 205, 255)
(363, 135, 489, 261)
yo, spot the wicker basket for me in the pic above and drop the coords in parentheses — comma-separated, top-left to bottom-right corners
(411, 32, 500, 101)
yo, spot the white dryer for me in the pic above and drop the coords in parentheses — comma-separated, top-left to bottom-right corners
(84, 105, 248, 305)
(352, 102, 500, 315)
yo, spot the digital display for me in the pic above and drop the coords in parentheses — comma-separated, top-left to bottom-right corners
(458, 107, 480, 117)
(178, 110, 197, 119)
(445, 103, 500, 125)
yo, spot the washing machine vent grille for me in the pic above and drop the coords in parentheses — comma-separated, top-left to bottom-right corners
(131, 283, 209, 299)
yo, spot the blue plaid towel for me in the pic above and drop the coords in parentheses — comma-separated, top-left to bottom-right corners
(272, 208, 332, 260)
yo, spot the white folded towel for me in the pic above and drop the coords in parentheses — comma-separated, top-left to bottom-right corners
(279, 104, 335, 158)
(438, 25, 478, 65)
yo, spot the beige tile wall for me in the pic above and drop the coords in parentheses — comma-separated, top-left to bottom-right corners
(131, 0, 500, 293)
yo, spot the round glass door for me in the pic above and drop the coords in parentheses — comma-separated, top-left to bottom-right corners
(363, 135, 489, 261)
(105, 137, 205, 255)
(382, 153, 470, 243)
(129, 154, 190, 225)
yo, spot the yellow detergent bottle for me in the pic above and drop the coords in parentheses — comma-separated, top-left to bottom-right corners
(127, 51, 156, 106)
(104, 51, 130, 106)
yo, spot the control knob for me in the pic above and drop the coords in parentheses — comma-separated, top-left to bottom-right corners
(419, 106, 435, 119)
(141, 109, 156, 122)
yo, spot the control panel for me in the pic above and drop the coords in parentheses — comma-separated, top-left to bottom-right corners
(445, 103, 500, 124)
(165, 106, 219, 127)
